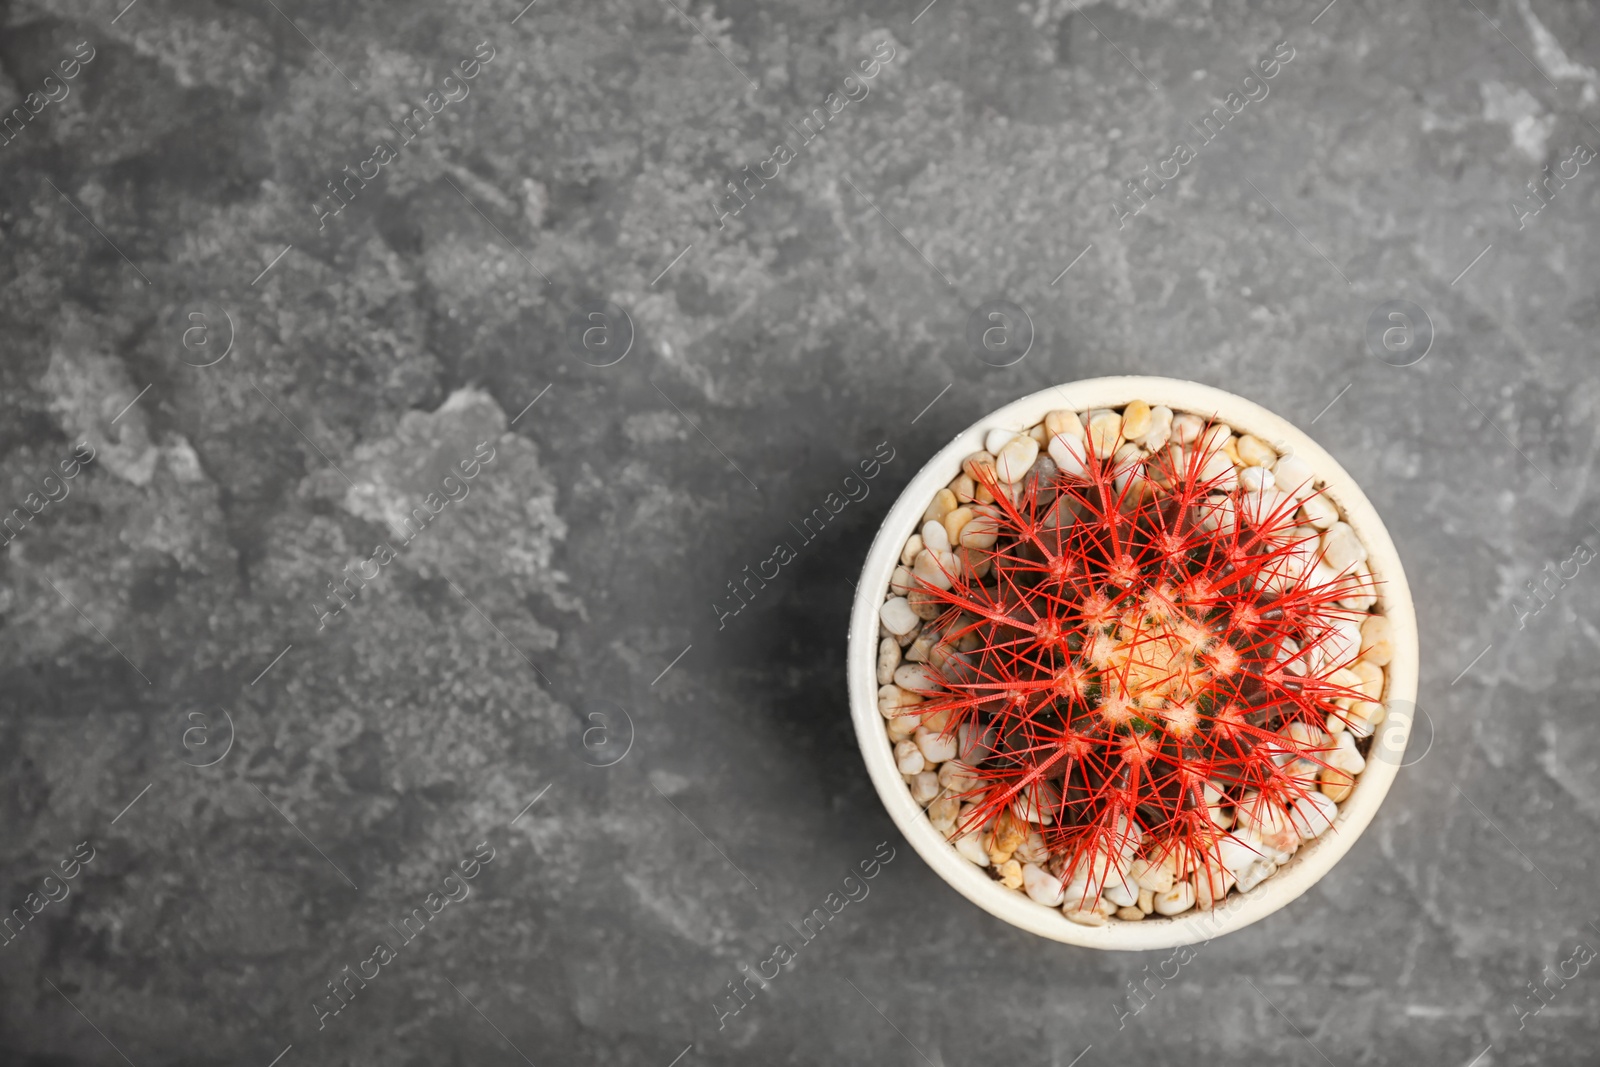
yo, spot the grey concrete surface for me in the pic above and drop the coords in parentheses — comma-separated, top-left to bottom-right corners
(1, 0, 1598, 1063)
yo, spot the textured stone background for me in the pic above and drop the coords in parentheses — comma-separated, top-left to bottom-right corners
(1, 0, 1598, 1063)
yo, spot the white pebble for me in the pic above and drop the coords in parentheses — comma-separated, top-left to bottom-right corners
(1044, 410, 1084, 439)
(1011, 781, 1061, 825)
(1217, 831, 1263, 876)
(1343, 704, 1376, 738)
(1171, 413, 1204, 445)
(1022, 862, 1066, 906)
(894, 739, 924, 775)
(1153, 880, 1197, 916)
(923, 487, 958, 524)
(1236, 792, 1289, 839)
(1312, 617, 1363, 671)
(1063, 850, 1116, 901)
(893, 663, 941, 693)
(1103, 864, 1139, 907)
(1289, 792, 1338, 840)
(891, 565, 918, 597)
(1282, 721, 1326, 780)
(1360, 615, 1394, 665)
(877, 637, 900, 685)
(1333, 730, 1367, 773)
(1236, 434, 1277, 467)
(938, 760, 980, 794)
(1197, 424, 1231, 456)
(1111, 443, 1145, 494)
(1048, 432, 1090, 478)
(877, 683, 921, 719)
(920, 520, 951, 553)
(1239, 486, 1288, 528)
(1255, 828, 1292, 869)
(1199, 450, 1238, 491)
(886, 713, 918, 741)
(914, 726, 958, 764)
(1128, 856, 1174, 894)
(1205, 781, 1233, 828)
(910, 769, 940, 804)
(1139, 405, 1174, 451)
(1087, 411, 1123, 458)
(984, 428, 1018, 455)
(1239, 465, 1275, 493)
(958, 509, 1000, 549)
(1194, 862, 1236, 910)
(1338, 560, 1376, 611)
(1350, 660, 1385, 699)
(942, 506, 974, 545)
(927, 795, 959, 833)
(1015, 831, 1049, 865)
(1303, 560, 1340, 591)
(1235, 858, 1277, 893)
(1272, 454, 1315, 500)
(1120, 401, 1153, 440)
(1320, 521, 1367, 574)
(995, 434, 1039, 482)
(904, 627, 937, 663)
(1298, 494, 1337, 530)
(879, 597, 920, 636)
(912, 548, 957, 590)
(954, 830, 990, 866)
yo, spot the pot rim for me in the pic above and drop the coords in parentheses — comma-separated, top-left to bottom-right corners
(849, 376, 1420, 949)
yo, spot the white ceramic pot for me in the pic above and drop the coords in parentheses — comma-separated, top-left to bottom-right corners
(849, 376, 1419, 949)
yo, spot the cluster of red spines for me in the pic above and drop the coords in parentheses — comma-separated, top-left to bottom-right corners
(911, 433, 1375, 902)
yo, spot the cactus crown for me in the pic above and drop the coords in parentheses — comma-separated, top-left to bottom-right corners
(915, 432, 1373, 905)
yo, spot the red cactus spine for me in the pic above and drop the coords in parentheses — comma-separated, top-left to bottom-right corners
(909, 429, 1376, 910)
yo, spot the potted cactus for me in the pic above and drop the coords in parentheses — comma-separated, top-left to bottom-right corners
(852, 378, 1417, 948)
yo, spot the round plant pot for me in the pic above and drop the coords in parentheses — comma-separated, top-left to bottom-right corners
(849, 376, 1419, 949)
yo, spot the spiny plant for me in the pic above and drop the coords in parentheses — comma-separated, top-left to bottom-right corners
(910, 430, 1377, 909)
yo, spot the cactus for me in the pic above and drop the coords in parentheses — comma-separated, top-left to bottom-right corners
(910, 430, 1375, 910)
